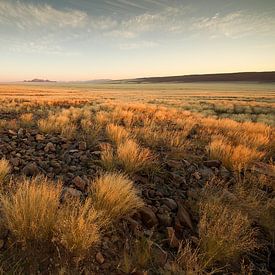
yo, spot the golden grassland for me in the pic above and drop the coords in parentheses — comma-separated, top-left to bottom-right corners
(0, 83, 274, 273)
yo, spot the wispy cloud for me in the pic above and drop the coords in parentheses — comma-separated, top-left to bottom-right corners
(0, 1, 88, 29)
(192, 11, 275, 38)
(0, 0, 274, 56)
(118, 40, 158, 50)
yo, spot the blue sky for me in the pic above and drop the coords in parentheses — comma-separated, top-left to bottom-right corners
(0, 0, 275, 81)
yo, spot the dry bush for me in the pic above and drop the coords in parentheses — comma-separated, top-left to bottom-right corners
(100, 143, 116, 171)
(90, 172, 143, 223)
(20, 113, 33, 126)
(95, 111, 110, 125)
(111, 108, 134, 127)
(209, 136, 264, 171)
(106, 123, 129, 145)
(0, 159, 11, 182)
(120, 237, 153, 273)
(233, 180, 275, 241)
(174, 241, 208, 275)
(117, 139, 152, 174)
(80, 118, 101, 144)
(55, 198, 100, 256)
(0, 177, 61, 242)
(38, 113, 76, 139)
(199, 199, 258, 267)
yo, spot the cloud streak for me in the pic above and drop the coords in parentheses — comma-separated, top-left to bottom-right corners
(0, 0, 274, 55)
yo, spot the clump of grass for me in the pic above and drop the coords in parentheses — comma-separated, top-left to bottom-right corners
(174, 241, 209, 274)
(117, 139, 152, 174)
(198, 199, 258, 267)
(100, 139, 152, 174)
(100, 143, 116, 171)
(90, 172, 143, 224)
(38, 113, 76, 139)
(20, 113, 33, 127)
(0, 177, 61, 242)
(209, 136, 264, 171)
(55, 198, 100, 256)
(120, 237, 153, 273)
(0, 159, 11, 182)
(106, 123, 129, 145)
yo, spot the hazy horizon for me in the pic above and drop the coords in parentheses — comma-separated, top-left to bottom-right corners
(1, 0, 275, 82)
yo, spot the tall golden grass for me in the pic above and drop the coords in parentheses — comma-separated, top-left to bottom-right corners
(1, 177, 61, 242)
(0, 159, 11, 182)
(90, 172, 144, 223)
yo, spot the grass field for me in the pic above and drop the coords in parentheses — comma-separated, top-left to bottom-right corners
(0, 83, 274, 274)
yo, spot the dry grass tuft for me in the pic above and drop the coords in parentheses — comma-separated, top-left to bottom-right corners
(55, 198, 100, 256)
(0, 177, 61, 242)
(0, 159, 11, 182)
(100, 143, 116, 171)
(90, 172, 143, 223)
(209, 136, 264, 171)
(199, 199, 258, 267)
(117, 139, 152, 174)
(106, 123, 129, 145)
(20, 113, 33, 126)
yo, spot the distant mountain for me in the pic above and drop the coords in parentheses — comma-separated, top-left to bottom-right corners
(68, 79, 112, 84)
(114, 71, 275, 84)
(24, 79, 56, 83)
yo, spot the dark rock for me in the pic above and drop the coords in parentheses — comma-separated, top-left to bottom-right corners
(22, 162, 40, 176)
(140, 207, 158, 228)
(95, 252, 105, 264)
(72, 176, 86, 191)
(44, 142, 55, 153)
(203, 160, 221, 168)
(17, 128, 25, 138)
(219, 166, 230, 179)
(157, 213, 172, 227)
(176, 200, 193, 230)
(162, 198, 177, 210)
(10, 157, 20, 167)
(198, 167, 214, 179)
(78, 141, 87, 150)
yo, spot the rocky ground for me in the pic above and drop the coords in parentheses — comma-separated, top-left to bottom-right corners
(0, 103, 274, 274)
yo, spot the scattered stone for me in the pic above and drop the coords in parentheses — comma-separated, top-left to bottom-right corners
(162, 198, 177, 210)
(22, 162, 40, 176)
(140, 206, 158, 228)
(198, 167, 214, 179)
(167, 227, 180, 248)
(72, 176, 86, 191)
(176, 200, 193, 230)
(219, 166, 230, 179)
(193, 171, 201, 180)
(203, 160, 221, 168)
(78, 141, 87, 150)
(8, 130, 17, 135)
(10, 157, 20, 167)
(61, 187, 82, 200)
(153, 246, 168, 267)
(157, 213, 172, 227)
(36, 134, 45, 142)
(95, 252, 105, 264)
(44, 142, 55, 152)
(17, 128, 25, 138)
(0, 239, 4, 249)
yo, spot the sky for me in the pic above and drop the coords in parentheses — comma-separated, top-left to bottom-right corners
(0, 0, 275, 82)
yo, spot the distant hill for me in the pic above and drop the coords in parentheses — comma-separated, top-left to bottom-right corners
(115, 71, 275, 84)
(24, 79, 56, 83)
